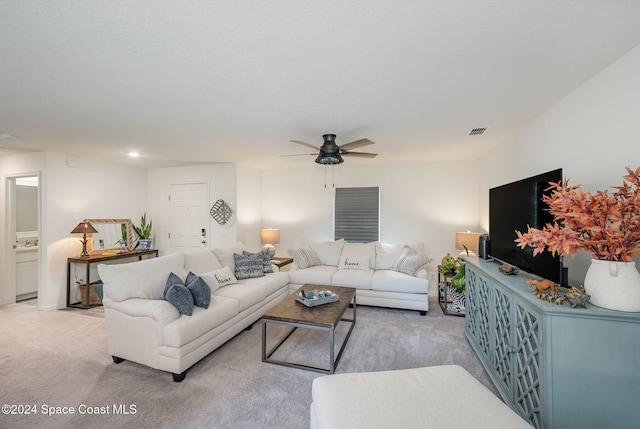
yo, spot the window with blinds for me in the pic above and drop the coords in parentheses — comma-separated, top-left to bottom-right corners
(334, 187, 380, 242)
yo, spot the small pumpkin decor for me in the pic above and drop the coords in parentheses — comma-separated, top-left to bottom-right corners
(515, 167, 640, 312)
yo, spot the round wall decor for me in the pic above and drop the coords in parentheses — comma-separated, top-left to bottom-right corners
(210, 199, 233, 225)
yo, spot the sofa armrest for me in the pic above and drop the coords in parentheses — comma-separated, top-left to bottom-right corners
(416, 268, 428, 279)
(103, 296, 180, 326)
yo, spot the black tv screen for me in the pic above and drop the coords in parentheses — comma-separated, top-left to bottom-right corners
(489, 168, 564, 285)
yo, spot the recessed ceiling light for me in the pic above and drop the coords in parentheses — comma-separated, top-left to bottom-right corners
(128, 152, 140, 158)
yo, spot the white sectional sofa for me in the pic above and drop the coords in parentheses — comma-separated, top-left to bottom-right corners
(288, 240, 431, 315)
(97, 245, 289, 382)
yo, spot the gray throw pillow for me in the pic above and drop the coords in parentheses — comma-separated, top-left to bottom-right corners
(164, 272, 194, 316)
(243, 249, 274, 273)
(164, 272, 184, 296)
(185, 271, 211, 309)
(233, 253, 265, 280)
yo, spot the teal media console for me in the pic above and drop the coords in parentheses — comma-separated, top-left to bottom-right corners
(464, 256, 640, 429)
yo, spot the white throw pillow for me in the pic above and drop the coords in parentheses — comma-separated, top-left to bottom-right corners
(376, 242, 425, 270)
(200, 267, 237, 291)
(338, 256, 371, 271)
(213, 242, 247, 273)
(288, 246, 322, 269)
(98, 252, 186, 302)
(341, 242, 376, 268)
(183, 249, 223, 274)
(305, 239, 345, 266)
(392, 245, 433, 276)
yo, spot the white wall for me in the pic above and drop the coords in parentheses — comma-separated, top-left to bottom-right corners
(261, 160, 482, 271)
(146, 163, 239, 254)
(0, 151, 147, 309)
(236, 165, 263, 251)
(479, 43, 640, 285)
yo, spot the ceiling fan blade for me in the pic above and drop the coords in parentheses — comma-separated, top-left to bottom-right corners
(290, 140, 321, 150)
(338, 138, 374, 151)
(279, 153, 316, 157)
(341, 151, 378, 158)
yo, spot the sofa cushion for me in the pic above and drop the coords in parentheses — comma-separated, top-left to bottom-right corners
(288, 246, 322, 269)
(213, 242, 247, 272)
(243, 249, 274, 273)
(162, 296, 239, 348)
(332, 269, 374, 289)
(338, 256, 370, 271)
(341, 241, 376, 268)
(214, 283, 266, 312)
(306, 239, 345, 266)
(200, 266, 237, 291)
(238, 271, 289, 296)
(164, 276, 195, 316)
(371, 270, 430, 294)
(375, 242, 424, 270)
(289, 265, 337, 286)
(393, 246, 432, 276)
(234, 253, 265, 280)
(98, 252, 186, 302)
(183, 249, 223, 274)
(185, 272, 211, 309)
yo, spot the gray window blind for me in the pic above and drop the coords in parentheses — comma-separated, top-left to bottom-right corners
(334, 187, 379, 242)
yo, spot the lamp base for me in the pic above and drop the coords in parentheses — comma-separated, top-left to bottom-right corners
(262, 244, 276, 258)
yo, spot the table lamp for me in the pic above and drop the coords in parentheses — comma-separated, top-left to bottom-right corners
(455, 231, 481, 257)
(71, 221, 98, 257)
(260, 228, 280, 258)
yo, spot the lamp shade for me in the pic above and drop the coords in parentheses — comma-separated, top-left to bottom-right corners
(71, 221, 98, 234)
(260, 229, 280, 245)
(455, 231, 481, 253)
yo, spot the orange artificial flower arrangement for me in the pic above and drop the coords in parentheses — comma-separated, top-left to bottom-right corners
(515, 166, 640, 262)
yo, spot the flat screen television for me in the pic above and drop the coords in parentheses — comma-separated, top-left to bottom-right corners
(489, 168, 566, 285)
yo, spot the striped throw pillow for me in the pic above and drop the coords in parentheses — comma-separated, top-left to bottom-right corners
(392, 245, 432, 276)
(288, 246, 322, 269)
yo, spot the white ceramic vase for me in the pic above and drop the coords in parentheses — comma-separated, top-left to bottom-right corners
(583, 259, 640, 312)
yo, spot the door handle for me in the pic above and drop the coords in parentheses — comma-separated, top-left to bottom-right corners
(201, 240, 206, 244)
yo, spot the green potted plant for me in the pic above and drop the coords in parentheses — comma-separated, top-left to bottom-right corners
(515, 166, 640, 312)
(133, 212, 153, 250)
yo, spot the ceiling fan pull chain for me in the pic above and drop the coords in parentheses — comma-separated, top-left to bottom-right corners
(332, 165, 335, 188)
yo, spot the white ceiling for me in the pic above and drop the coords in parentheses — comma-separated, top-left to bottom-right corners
(1, 1, 640, 169)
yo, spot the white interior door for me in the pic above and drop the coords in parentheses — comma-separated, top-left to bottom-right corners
(168, 183, 208, 253)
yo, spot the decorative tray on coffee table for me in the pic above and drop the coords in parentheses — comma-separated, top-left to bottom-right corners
(295, 289, 340, 307)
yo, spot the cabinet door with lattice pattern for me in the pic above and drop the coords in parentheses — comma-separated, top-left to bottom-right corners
(491, 286, 513, 397)
(513, 302, 543, 429)
(465, 266, 491, 362)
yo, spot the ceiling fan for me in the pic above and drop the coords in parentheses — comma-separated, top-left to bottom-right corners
(286, 134, 377, 165)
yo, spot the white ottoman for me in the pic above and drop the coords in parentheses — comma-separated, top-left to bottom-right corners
(310, 365, 531, 429)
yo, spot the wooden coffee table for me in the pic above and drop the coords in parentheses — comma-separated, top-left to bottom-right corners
(261, 285, 356, 374)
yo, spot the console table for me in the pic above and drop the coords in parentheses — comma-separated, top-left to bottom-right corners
(66, 249, 158, 309)
(464, 256, 640, 429)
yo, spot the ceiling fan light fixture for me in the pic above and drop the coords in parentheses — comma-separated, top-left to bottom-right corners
(315, 151, 343, 165)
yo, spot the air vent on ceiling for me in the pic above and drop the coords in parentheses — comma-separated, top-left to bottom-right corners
(468, 127, 487, 136)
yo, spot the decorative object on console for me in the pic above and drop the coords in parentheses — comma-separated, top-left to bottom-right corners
(564, 286, 590, 308)
(515, 166, 640, 312)
(210, 199, 233, 225)
(260, 228, 280, 257)
(526, 278, 558, 296)
(133, 212, 153, 250)
(455, 231, 481, 256)
(71, 221, 98, 257)
(498, 264, 520, 275)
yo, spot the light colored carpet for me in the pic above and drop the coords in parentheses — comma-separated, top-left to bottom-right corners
(0, 296, 497, 429)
